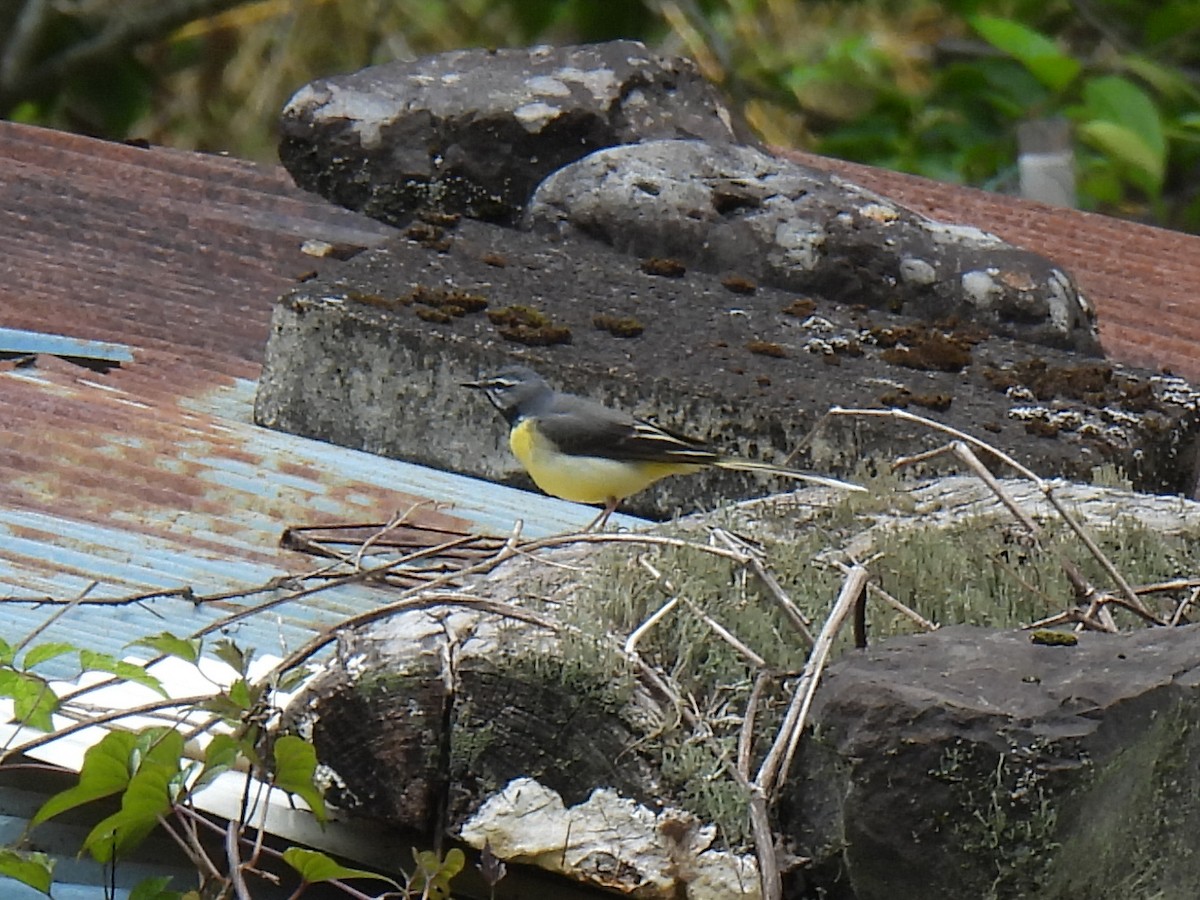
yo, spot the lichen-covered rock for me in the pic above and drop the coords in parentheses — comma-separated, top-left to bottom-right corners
(527, 139, 1100, 354)
(787, 624, 1200, 899)
(279, 41, 744, 225)
(459, 778, 760, 900)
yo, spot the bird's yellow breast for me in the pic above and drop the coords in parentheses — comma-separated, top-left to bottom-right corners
(509, 418, 698, 505)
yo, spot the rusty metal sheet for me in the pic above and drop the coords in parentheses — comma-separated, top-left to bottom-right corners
(0, 120, 392, 368)
(0, 359, 610, 679)
(0, 121, 617, 682)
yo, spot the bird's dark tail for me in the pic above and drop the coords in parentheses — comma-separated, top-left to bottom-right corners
(713, 458, 867, 492)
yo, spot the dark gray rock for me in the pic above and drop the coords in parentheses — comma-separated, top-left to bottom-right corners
(278, 41, 744, 226)
(278, 607, 661, 827)
(527, 140, 1100, 354)
(787, 624, 1200, 900)
(253, 218, 1200, 518)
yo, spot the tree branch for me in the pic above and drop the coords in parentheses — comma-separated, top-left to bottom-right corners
(0, 0, 251, 112)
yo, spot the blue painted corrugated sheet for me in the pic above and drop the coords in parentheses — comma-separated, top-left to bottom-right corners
(0, 363, 623, 679)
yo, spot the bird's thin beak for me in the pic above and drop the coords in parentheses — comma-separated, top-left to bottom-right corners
(461, 379, 484, 390)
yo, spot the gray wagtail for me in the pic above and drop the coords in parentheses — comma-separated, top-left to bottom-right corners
(463, 366, 864, 527)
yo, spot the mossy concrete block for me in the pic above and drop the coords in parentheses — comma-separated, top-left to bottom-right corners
(253, 218, 1200, 518)
(789, 624, 1200, 899)
(278, 605, 657, 825)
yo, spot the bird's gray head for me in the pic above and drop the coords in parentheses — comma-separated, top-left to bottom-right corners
(462, 365, 552, 424)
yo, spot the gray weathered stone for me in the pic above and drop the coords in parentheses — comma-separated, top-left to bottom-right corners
(787, 623, 1200, 900)
(527, 140, 1100, 354)
(252, 218, 1200, 518)
(278, 41, 744, 226)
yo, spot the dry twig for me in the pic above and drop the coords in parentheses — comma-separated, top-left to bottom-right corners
(834, 407, 1159, 623)
(757, 565, 869, 798)
(639, 557, 769, 669)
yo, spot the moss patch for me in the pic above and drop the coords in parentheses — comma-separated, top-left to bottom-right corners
(1043, 695, 1200, 898)
(871, 515, 1200, 632)
(925, 739, 1064, 900)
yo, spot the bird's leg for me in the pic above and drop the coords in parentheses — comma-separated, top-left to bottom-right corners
(584, 497, 621, 532)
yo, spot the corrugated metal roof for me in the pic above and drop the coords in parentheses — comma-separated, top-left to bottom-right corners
(0, 113, 1194, 688)
(0, 779, 197, 900)
(0, 365, 618, 679)
(0, 120, 627, 680)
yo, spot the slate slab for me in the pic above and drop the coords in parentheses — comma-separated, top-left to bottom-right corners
(788, 623, 1200, 899)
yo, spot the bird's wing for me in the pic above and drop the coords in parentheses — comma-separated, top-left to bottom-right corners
(534, 395, 718, 465)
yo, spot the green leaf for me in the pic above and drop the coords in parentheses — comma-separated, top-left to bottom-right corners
(1145, 4, 1200, 48)
(228, 678, 254, 710)
(970, 15, 1080, 91)
(138, 728, 187, 772)
(0, 670, 21, 696)
(1078, 121, 1164, 191)
(213, 639, 251, 676)
(0, 849, 53, 894)
(83, 807, 158, 863)
(82, 729, 185, 862)
(130, 632, 202, 664)
(200, 678, 265, 728)
(0, 637, 13, 666)
(272, 735, 327, 823)
(1082, 75, 1166, 161)
(281, 848, 399, 887)
(0, 670, 59, 732)
(439, 847, 465, 878)
(8, 100, 48, 125)
(21, 642, 78, 670)
(411, 848, 466, 899)
(129, 874, 180, 900)
(1121, 55, 1200, 105)
(200, 692, 247, 722)
(79, 650, 166, 697)
(34, 731, 139, 825)
(274, 667, 310, 693)
(193, 733, 242, 791)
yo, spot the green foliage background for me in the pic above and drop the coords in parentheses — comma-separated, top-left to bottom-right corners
(3, 0, 1200, 229)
